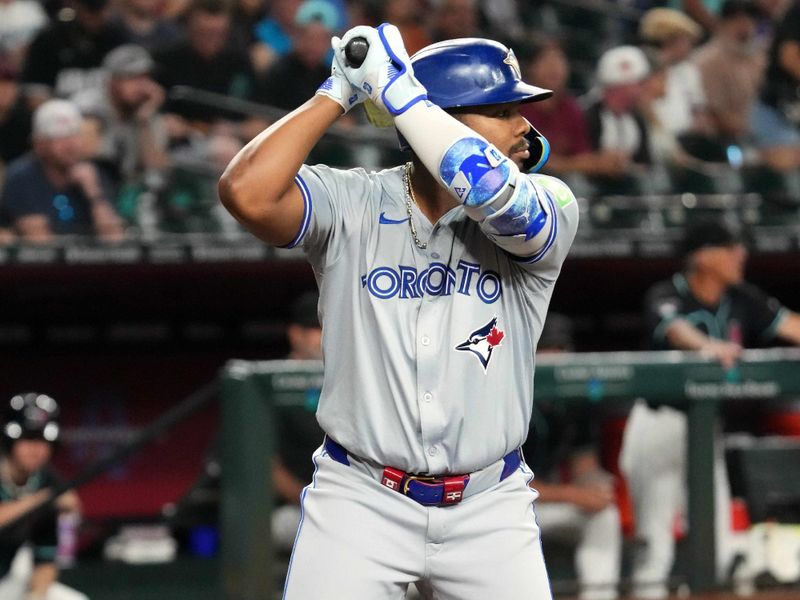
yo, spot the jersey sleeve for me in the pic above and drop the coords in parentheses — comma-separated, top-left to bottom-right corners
(289, 164, 373, 270)
(645, 281, 684, 349)
(737, 283, 788, 344)
(506, 174, 579, 281)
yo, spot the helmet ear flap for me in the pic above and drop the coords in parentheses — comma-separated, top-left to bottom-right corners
(522, 125, 551, 174)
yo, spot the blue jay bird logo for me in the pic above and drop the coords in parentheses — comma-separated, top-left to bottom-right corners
(455, 317, 505, 371)
(459, 154, 493, 186)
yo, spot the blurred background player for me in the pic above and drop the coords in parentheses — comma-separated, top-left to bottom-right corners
(619, 218, 800, 599)
(270, 290, 325, 553)
(0, 393, 87, 600)
(525, 314, 622, 600)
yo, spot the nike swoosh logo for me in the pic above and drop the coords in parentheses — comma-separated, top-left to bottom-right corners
(379, 212, 410, 225)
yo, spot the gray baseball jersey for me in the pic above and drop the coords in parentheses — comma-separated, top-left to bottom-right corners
(291, 163, 579, 475)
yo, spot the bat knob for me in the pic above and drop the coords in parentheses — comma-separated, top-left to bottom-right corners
(344, 37, 369, 68)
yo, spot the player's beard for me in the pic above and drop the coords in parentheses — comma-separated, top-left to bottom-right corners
(510, 140, 530, 169)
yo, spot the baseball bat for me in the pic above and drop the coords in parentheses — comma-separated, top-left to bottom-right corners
(343, 37, 394, 128)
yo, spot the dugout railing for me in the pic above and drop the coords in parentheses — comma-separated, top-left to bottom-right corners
(219, 348, 800, 600)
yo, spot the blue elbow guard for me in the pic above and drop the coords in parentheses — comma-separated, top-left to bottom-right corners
(439, 137, 511, 208)
(483, 175, 548, 239)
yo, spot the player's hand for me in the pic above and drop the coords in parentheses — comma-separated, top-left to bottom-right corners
(702, 339, 742, 371)
(333, 23, 427, 116)
(315, 50, 366, 114)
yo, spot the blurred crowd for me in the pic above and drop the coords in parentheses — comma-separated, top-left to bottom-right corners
(0, 0, 799, 242)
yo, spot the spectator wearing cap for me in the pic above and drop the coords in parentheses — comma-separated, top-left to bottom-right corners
(0, 0, 48, 70)
(0, 99, 124, 242)
(524, 313, 623, 600)
(154, 0, 255, 124)
(640, 8, 717, 156)
(72, 44, 168, 188)
(0, 58, 32, 170)
(21, 0, 125, 103)
(109, 0, 183, 51)
(693, 0, 766, 146)
(582, 45, 653, 194)
(255, 0, 340, 112)
(520, 39, 629, 187)
(620, 218, 800, 599)
(270, 291, 325, 553)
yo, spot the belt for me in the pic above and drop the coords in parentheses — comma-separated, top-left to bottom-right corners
(323, 437, 522, 507)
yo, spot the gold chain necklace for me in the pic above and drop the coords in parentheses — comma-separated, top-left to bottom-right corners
(402, 162, 427, 250)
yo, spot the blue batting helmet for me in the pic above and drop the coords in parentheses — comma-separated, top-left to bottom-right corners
(411, 38, 552, 109)
(409, 38, 552, 172)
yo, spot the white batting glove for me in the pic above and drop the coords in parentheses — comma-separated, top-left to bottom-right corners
(315, 51, 366, 114)
(333, 23, 428, 116)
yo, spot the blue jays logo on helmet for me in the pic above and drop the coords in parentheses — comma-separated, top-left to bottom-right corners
(503, 49, 522, 80)
(455, 317, 505, 371)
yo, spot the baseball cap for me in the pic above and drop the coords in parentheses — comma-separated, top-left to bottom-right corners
(596, 45, 650, 87)
(681, 219, 746, 256)
(639, 8, 702, 43)
(290, 291, 320, 328)
(295, 0, 338, 31)
(103, 44, 154, 78)
(32, 99, 83, 138)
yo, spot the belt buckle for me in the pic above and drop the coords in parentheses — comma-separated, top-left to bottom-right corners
(402, 474, 438, 495)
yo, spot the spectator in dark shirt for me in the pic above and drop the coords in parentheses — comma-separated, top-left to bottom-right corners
(21, 0, 124, 104)
(0, 59, 32, 170)
(154, 0, 255, 124)
(1, 99, 124, 242)
(255, 0, 337, 111)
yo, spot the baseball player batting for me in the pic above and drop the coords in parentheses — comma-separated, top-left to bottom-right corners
(219, 24, 579, 599)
